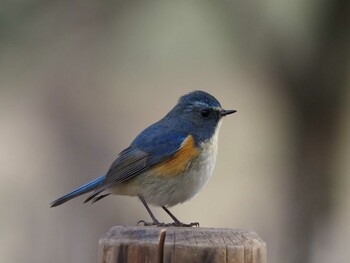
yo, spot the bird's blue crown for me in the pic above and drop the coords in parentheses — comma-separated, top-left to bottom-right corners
(178, 90, 221, 109)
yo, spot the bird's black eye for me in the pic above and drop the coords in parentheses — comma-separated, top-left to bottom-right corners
(200, 109, 211, 118)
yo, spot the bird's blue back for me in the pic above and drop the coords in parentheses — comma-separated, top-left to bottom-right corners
(131, 120, 190, 166)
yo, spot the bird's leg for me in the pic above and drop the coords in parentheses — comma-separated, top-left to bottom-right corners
(161, 206, 181, 223)
(137, 196, 199, 227)
(162, 206, 199, 227)
(137, 195, 161, 226)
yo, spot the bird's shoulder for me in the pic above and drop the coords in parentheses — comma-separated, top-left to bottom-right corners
(130, 121, 198, 165)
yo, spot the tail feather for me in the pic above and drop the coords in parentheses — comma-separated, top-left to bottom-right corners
(50, 175, 106, 207)
(91, 193, 111, 203)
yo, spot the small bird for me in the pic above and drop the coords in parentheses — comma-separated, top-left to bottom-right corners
(50, 91, 236, 227)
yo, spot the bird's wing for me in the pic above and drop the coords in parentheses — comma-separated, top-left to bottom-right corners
(85, 128, 198, 203)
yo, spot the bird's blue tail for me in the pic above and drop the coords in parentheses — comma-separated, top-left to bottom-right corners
(50, 175, 106, 207)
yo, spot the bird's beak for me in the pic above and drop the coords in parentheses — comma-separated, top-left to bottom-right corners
(220, 109, 237, 116)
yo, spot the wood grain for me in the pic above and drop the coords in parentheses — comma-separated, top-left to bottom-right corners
(98, 226, 266, 263)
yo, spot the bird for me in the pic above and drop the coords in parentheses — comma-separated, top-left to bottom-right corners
(50, 90, 236, 227)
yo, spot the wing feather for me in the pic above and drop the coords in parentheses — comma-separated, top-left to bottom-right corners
(84, 147, 149, 203)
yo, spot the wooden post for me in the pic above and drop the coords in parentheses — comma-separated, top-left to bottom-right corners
(98, 226, 267, 263)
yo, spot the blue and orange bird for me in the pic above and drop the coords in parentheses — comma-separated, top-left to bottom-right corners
(51, 91, 236, 226)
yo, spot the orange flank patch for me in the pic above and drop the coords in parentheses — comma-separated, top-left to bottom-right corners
(154, 135, 198, 177)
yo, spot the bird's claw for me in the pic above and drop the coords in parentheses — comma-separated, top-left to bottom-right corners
(172, 221, 200, 227)
(137, 220, 159, 226)
(137, 220, 199, 227)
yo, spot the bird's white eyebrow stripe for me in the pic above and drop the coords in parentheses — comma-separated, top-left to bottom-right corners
(193, 101, 208, 107)
(212, 106, 222, 111)
(193, 102, 221, 110)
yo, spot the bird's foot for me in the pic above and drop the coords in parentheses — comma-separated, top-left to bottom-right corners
(137, 220, 159, 226)
(137, 219, 171, 227)
(171, 221, 200, 227)
(137, 220, 199, 227)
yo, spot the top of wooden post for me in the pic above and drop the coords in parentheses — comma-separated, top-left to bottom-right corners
(98, 226, 266, 263)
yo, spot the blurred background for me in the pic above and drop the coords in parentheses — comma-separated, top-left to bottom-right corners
(1, 1, 349, 262)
